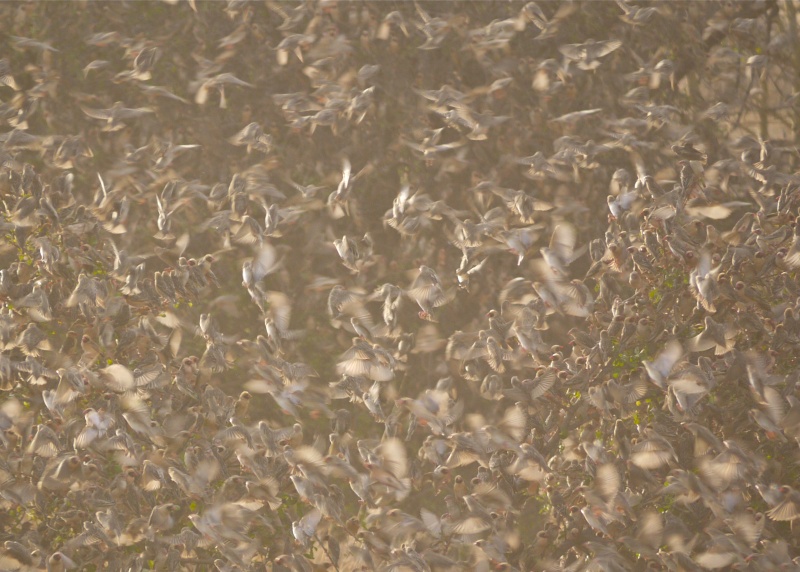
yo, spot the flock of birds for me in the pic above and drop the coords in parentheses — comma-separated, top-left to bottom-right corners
(0, 1, 800, 571)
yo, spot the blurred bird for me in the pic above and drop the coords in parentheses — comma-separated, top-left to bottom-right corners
(228, 122, 272, 154)
(81, 102, 154, 131)
(194, 72, 254, 108)
(540, 223, 585, 277)
(406, 266, 455, 321)
(558, 39, 622, 70)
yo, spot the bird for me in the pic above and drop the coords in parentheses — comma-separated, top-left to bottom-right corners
(406, 266, 455, 321)
(540, 223, 586, 277)
(80, 102, 154, 131)
(194, 72, 254, 108)
(558, 38, 622, 70)
(228, 122, 272, 154)
(642, 340, 683, 389)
